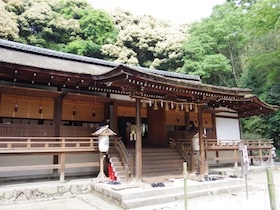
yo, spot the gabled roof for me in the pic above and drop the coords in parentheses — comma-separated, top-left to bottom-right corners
(0, 39, 278, 117)
(0, 39, 200, 81)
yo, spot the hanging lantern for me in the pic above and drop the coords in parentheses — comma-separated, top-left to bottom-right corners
(181, 103, 184, 110)
(149, 100, 152, 107)
(39, 98, 43, 114)
(153, 101, 158, 110)
(92, 109, 96, 117)
(190, 103, 193, 111)
(14, 103, 18, 112)
(171, 102, 174, 109)
(39, 105, 43, 114)
(165, 102, 169, 111)
(72, 108, 76, 116)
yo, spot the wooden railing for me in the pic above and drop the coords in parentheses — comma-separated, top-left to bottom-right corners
(169, 138, 192, 170)
(170, 138, 275, 168)
(114, 138, 133, 180)
(0, 136, 119, 182)
(205, 139, 274, 166)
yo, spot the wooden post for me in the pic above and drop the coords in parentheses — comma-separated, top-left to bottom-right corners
(53, 95, 63, 175)
(198, 106, 206, 176)
(97, 152, 106, 179)
(59, 153, 65, 182)
(135, 98, 142, 181)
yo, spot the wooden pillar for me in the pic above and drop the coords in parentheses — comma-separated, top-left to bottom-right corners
(198, 106, 206, 176)
(53, 95, 63, 174)
(135, 98, 142, 181)
(112, 101, 118, 132)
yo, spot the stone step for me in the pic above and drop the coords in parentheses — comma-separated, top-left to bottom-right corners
(124, 183, 249, 209)
(92, 178, 251, 209)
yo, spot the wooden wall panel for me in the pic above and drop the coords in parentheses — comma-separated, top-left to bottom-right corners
(202, 113, 213, 128)
(166, 110, 185, 126)
(117, 106, 147, 118)
(0, 94, 54, 119)
(189, 112, 213, 128)
(189, 112, 198, 127)
(83, 103, 104, 122)
(62, 100, 104, 122)
(0, 94, 14, 117)
(28, 98, 54, 120)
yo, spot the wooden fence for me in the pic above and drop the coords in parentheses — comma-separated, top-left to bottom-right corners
(170, 138, 274, 168)
(0, 136, 119, 182)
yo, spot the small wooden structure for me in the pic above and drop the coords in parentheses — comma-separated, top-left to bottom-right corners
(0, 39, 278, 181)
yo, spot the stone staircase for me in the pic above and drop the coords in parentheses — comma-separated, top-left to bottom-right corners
(92, 177, 250, 209)
(108, 147, 185, 181)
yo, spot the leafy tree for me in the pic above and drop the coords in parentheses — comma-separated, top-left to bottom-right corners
(101, 8, 189, 71)
(0, 0, 117, 58)
(239, 0, 280, 145)
(0, 0, 19, 40)
(181, 2, 248, 87)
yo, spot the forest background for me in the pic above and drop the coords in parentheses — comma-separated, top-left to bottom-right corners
(0, 0, 279, 149)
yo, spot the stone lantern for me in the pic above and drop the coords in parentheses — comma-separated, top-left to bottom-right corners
(92, 125, 116, 179)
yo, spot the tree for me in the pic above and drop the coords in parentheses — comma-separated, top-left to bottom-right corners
(0, 0, 118, 57)
(181, 2, 248, 87)
(239, 0, 280, 145)
(101, 8, 189, 71)
(0, 1, 19, 40)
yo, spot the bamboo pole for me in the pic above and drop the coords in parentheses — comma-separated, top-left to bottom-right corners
(266, 168, 277, 210)
(183, 162, 188, 210)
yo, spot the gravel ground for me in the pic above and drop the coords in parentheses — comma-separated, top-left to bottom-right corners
(1, 164, 279, 210)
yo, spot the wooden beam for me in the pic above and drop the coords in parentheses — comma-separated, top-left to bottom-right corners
(135, 97, 142, 181)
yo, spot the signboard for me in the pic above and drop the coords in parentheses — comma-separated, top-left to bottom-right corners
(238, 141, 249, 176)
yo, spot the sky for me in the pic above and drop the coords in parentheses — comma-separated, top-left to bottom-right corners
(87, 0, 226, 24)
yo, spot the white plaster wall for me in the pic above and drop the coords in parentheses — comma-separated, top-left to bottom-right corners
(0, 155, 53, 178)
(215, 116, 240, 141)
(64, 153, 100, 175)
(0, 153, 100, 179)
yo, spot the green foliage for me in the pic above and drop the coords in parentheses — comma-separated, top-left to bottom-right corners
(63, 39, 101, 58)
(239, 0, 280, 144)
(240, 116, 267, 138)
(181, 3, 248, 87)
(0, 0, 118, 57)
(101, 8, 188, 70)
(0, 0, 279, 146)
